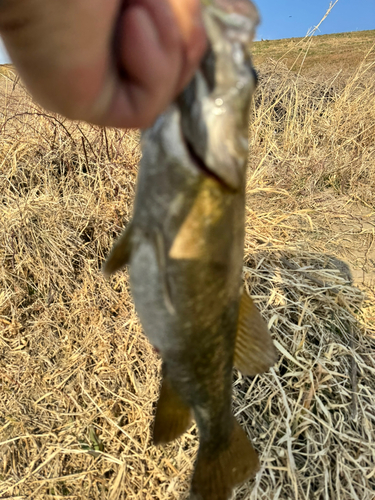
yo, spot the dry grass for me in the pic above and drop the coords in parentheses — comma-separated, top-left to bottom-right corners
(1, 31, 375, 500)
(252, 30, 375, 76)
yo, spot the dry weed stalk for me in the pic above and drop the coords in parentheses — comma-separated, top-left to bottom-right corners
(1, 37, 375, 500)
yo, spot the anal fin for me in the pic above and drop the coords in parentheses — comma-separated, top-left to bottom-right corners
(153, 367, 192, 445)
(102, 221, 134, 277)
(234, 291, 277, 376)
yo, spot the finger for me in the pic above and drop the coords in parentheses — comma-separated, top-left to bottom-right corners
(0, 0, 119, 119)
(90, 1, 180, 128)
(93, 0, 206, 128)
(125, 0, 206, 95)
(168, 0, 207, 92)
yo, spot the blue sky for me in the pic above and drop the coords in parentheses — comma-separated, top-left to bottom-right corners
(257, 0, 375, 40)
(0, 38, 9, 64)
(0, 0, 374, 64)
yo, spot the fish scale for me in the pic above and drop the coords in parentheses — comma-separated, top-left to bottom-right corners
(103, 1, 277, 499)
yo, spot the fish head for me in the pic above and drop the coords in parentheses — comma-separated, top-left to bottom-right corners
(178, 0, 260, 190)
(202, 0, 259, 85)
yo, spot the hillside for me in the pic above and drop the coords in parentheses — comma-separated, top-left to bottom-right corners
(253, 29, 375, 75)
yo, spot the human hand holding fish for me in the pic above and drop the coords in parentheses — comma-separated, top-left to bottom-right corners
(1, 0, 278, 496)
(104, 1, 278, 499)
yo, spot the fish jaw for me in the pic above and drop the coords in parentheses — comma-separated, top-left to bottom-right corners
(202, 0, 259, 174)
(203, 0, 260, 70)
(177, 0, 259, 191)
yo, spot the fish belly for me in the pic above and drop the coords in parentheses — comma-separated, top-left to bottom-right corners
(129, 239, 177, 353)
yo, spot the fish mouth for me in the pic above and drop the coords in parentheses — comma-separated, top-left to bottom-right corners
(176, 0, 259, 192)
(179, 50, 242, 193)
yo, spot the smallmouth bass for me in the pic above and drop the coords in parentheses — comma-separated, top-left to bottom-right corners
(103, 1, 277, 498)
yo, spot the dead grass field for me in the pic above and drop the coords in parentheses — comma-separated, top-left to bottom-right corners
(253, 30, 375, 76)
(1, 30, 375, 500)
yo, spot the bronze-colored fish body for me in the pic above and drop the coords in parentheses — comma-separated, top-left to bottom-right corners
(103, 1, 277, 499)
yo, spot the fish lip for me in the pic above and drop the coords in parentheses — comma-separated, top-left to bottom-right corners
(203, 0, 260, 48)
(176, 0, 258, 193)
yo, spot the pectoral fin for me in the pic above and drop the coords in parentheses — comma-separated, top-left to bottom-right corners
(153, 367, 192, 445)
(234, 292, 277, 376)
(102, 221, 134, 277)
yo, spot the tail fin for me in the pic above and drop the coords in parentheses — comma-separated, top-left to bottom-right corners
(190, 419, 259, 500)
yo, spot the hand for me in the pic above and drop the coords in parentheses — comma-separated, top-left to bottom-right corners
(0, 0, 207, 128)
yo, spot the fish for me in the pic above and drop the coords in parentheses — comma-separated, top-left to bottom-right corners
(103, 0, 277, 498)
